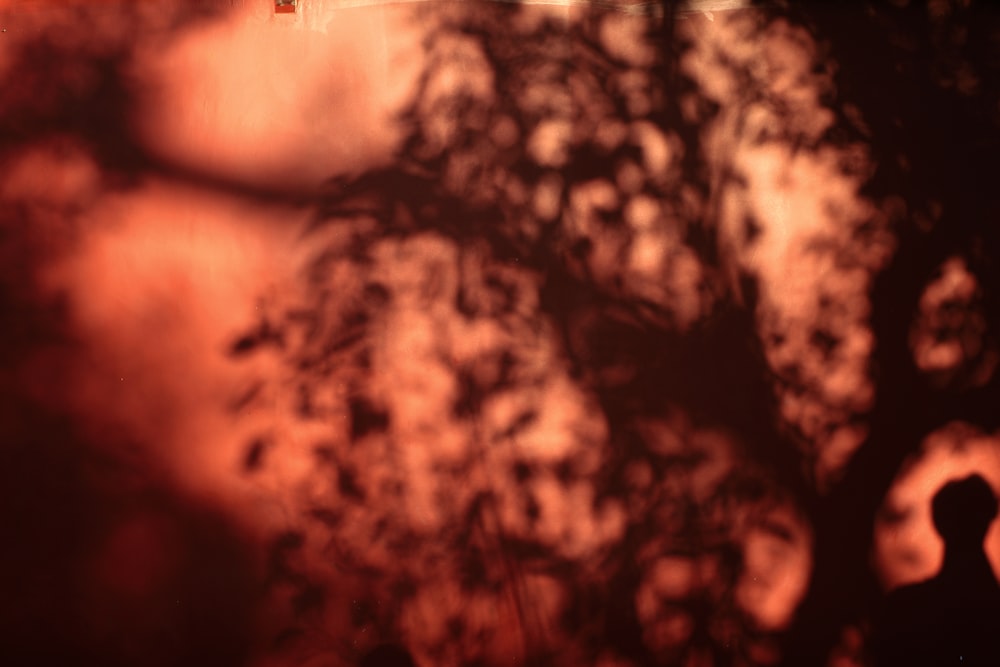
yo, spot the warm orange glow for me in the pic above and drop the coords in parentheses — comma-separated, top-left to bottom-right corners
(8, 1, 987, 665)
(874, 424, 1000, 592)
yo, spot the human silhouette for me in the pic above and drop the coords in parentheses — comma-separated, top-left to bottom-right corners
(871, 474, 1000, 666)
(359, 642, 416, 667)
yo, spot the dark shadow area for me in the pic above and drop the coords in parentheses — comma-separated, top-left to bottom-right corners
(872, 475, 1000, 666)
(0, 4, 266, 666)
(0, 237, 261, 665)
(758, 3, 1000, 663)
(360, 643, 417, 667)
(0, 447, 261, 667)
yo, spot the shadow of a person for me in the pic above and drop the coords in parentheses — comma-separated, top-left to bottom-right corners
(872, 474, 1000, 666)
(359, 642, 416, 667)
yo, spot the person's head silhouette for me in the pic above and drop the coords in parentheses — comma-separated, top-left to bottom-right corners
(931, 474, 998, 548)
(873, 474, 1000, 666)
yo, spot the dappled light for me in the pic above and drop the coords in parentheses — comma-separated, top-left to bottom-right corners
(683, 9, 892, 488)
(131, 2, 423, 192)
(910, 256, 997, 388)
(3, 0, 1000, 666)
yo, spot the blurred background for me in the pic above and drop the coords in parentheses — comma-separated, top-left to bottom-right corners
(1, 1, 999, 665)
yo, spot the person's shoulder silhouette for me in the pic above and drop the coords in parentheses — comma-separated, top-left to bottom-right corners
(872, 474, 1000, 666)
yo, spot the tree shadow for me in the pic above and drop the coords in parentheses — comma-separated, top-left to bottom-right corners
(198, 1, 1000, 665)
(230, 4, 816, 665)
